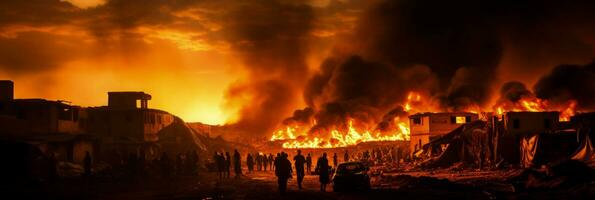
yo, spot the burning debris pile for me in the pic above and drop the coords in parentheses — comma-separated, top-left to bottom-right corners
(270, 91, 429, 148)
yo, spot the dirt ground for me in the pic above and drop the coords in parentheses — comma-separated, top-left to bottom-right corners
(4, 168, 593, 199)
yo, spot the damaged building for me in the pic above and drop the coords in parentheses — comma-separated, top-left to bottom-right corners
(0, 80, 94, 165)
(0, 80, 205, 173)
(414, 110, 595, 170)
(408, 112, 479, 154)
(86, 91, 205, 163)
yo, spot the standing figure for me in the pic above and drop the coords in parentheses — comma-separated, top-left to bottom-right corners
(83, 151, 92, 178)
(276, 153, 292, 195)
(274, 153, 281, 171)
(293, 150, 306, 189)
(333, 153, 338, 167)
(256, 153, 262, 171)
(225, 152, 231, 178)
(268, 154, 274, 171)
(316, 153, 330, 192)
(344, 151, 349, 162)
(160, 152, 172, 178)
(247, 153, 254, 173)
(306, 153, 312, 173)
(216, 152, 225, 179)
(48, 152, 57, 182)
(233, 149, 242, 178)
(263, 154, 268, 171)
(176, 153, 184, 175)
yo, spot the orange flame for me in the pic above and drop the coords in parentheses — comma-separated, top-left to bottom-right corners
(494, 96, 576, 121)
(271, 118, 410, 149)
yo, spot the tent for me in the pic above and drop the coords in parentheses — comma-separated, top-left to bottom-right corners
(571, 128, 595, 168)
(420, 121, 493, 168)
(157, 116, 207, 156)
(520, 130, 579, 168)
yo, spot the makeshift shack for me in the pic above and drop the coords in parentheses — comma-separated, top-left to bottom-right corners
(520, 130, 579, 168)
(419, 120, 493, 168)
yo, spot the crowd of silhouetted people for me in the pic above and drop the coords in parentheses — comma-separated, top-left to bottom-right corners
(211, 149, 345, 195)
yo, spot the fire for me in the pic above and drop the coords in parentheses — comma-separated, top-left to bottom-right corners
(494, 96, 576, 121)
(271, 90, 580, 149)
(272, 118, 410, 149)
(270, 92, 423, 148)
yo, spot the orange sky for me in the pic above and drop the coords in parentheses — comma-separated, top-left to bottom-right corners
(0, 0, 346, 125)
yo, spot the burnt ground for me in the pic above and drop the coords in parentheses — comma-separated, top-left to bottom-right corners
(3, 169, 594, 199)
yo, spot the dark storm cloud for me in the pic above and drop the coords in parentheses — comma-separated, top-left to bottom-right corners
(534, 60, 595, 109)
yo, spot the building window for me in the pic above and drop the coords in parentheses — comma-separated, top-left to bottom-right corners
(465, 116, 471, 122)
(412, 117, 422, 125)
(454, 116, 466, 124)
(513, 119, 520, 129)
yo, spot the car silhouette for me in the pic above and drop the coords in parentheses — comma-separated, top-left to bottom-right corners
(332, 161, 371, 192)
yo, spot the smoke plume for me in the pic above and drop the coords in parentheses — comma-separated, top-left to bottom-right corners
(222, 1, 315, 137)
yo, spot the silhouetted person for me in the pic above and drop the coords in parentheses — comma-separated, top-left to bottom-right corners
(160, 152, 172, 178)
(274, 153, 281, 171)
(263, 154, 268, 171)
(256, 154, 262, 171)
(306, 153, 312, 173)
(316, 153, 330, 192)
(176, 153, 184, 175)
(268, 154, 274, 170)
(215, 152, 225, 179)
(276, 153, 292, 195)
(225, 152, 231, 178)
(139, 150, 146, 177)
(233, 149, 241, 178)
(48, 152, 57, 182)
(185, 151, 193, 176)
(83, 151, 92, 178)
(127, 152, 138, 181)
(247, 153, 254, 173)
(293, 150, 306, 189)
(344, 151, 349, 162)
(333, 153, 338, 167)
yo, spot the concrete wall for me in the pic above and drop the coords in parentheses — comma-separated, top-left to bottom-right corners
(504, 112, 559, 136)
(86, 108, 174, 142)
(409, 112, 478, 155)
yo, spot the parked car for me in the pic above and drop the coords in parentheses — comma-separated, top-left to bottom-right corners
(332, 161, 371, 192)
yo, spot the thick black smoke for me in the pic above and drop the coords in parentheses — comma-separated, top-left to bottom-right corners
(281, 107, 314, 125)
(305, 55, 436, 132)
(534, 60, 595, 109)
(499, 81, 533, 102)
(222, 1, 315, 137)
(293, 0, 595, 133)
(375, 106, 409, 132)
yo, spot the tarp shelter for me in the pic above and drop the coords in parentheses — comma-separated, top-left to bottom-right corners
(157, 116, 207, 155)
(420, 121, 493, 168)
(571, 128, 595, 168)
(520, 130, 579, 168)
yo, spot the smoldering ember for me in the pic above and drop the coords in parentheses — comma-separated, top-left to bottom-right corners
(1, 1, 595, 200)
